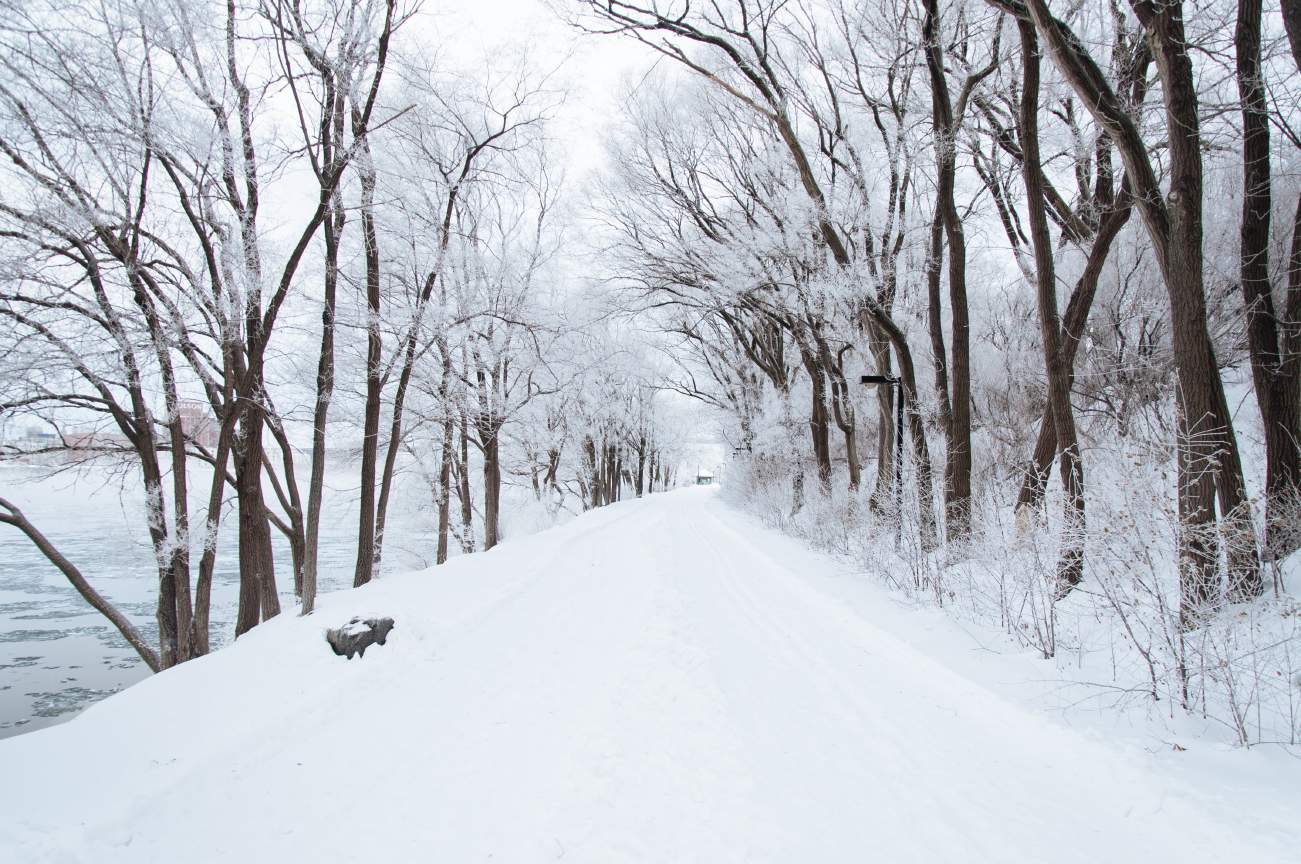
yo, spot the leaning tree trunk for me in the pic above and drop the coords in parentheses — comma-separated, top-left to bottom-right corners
(1016, 190, 1132, 515)
(0, 499, 161, 672)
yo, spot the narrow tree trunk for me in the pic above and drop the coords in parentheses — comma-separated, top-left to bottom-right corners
(636, 437, 646, 496)
(352, 141, 382, 588)
(925, 210, 954, 440)
(436, 406, 454, 565)
(302, 201, 343, 614)
(458, 408, 475, 553)
(866, 323, 896, 511)
(482, 423, 502, 550)
(192, 405, 236, 655)
(802, 349, 833, 491)
(1016, 190, 1132, 514)
(923, 0, 973, 541)
(1018, 20, 1085, 594)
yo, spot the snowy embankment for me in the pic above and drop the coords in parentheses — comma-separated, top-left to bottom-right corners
(2, 487, 1298, 862)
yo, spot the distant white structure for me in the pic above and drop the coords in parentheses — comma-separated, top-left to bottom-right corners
(696, 468, 715, 486)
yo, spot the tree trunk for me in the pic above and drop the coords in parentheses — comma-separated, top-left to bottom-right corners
(1146, 0, 1260, 608)
(866, 322, 896, 511)
(458, 408, 475, 553)
(1018, 20, 1085, 594)
(352, 140, 382, 588)
(802, 349, 833, 491)
(1237, 0, 1301, 563)
(1023, 0, 1259, 616)
(1016, 188, 1133, 514)
(923, 0, 974, 542)
(234, 395, 278, 635)
(482, 423, 502, 550)
(436, 408, 454, 565)
(925, 210, 954, 440)
(636, 437, 647, 496)
(192, 405, 236, 655)
(302, 199, 343, 614)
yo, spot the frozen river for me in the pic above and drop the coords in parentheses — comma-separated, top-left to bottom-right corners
(0, 463, 431, 737)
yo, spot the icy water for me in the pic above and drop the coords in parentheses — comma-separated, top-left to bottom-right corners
(0, 464, 430, 738)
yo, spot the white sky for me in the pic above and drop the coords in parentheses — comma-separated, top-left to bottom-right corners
(423, 0, 657, 183)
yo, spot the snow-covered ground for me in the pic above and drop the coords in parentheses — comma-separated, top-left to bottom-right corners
(0, 463, 439, 736)
(1, 486, 1297, 862)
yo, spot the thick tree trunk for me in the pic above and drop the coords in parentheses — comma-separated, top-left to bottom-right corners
(1237, 0, 1301, 563)
(234, 396, 278, 635)
(1022, 0, 1259, 618)
(1147, 0, 1260, 608)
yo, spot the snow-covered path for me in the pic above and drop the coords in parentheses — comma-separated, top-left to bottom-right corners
(2, 487, 1297, 862)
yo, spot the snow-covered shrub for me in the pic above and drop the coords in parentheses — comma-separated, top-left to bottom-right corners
(724, 435, 1301, 746)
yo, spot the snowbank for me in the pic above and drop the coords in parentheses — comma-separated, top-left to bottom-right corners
(1, 488, 1297, 862)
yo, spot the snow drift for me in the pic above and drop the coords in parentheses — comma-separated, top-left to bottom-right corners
(1, 487, 1297, 862)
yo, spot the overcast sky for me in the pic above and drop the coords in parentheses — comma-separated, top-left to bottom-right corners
(429, 0, 658, 183)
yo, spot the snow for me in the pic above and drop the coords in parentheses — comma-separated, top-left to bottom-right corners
(340, 619, 373, 637)
(1, 486, 1298, 862)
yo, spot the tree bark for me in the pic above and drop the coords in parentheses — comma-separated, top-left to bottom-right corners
(1017, 20, 1085, 594)
(302, 198, 343, 614)
(435, 338, 455, 565)
(1237, 0, 1301, 563)
(1018, 0, 1260, 618)
(923, 0, 973, 541)
(352, 132, 382, 588)
(801, 347, 833, 491)
(1016, 188, 1133, 513)
(458, 406, 475, 553)
(234, 393, 278, 635)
